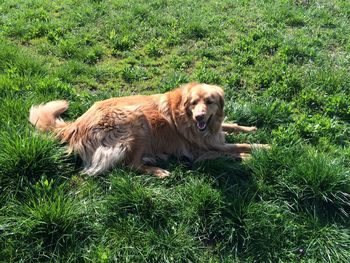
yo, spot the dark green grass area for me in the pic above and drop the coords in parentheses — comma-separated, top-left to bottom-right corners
(0, 0, 349, 262)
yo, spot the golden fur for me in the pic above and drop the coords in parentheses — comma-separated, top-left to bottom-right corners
(29, 83, 267, 178)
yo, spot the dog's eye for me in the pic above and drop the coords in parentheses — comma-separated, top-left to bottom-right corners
(205, 99, 213, 105)
(191, 100, 198, 105)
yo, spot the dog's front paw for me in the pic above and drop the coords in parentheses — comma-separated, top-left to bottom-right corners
(248, 126, 258, 132)
(239, 153, 252, 161)
(153, 168, 171, 179)
(252, 144, 271, 150)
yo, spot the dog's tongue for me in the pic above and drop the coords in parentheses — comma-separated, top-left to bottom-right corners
(197, 121, 207, 130)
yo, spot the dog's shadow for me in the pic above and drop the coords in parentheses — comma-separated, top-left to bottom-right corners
(164, 156, 258, 204)
(194, 158, 257, 197)
(73, 153, 257, 202)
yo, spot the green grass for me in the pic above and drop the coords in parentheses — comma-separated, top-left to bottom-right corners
(0, 0, 349, 262)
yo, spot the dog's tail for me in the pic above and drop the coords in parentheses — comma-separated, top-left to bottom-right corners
(29, 100, 69, 131)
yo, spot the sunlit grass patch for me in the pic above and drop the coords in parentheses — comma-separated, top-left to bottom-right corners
(0, 128, 74, 195)
(248, 145, 350, 222)
(0, 181, 91, 262)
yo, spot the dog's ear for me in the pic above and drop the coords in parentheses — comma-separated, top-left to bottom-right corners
(181, 84, 190, 108)
(208, 86, 225, 134)
(214, 85, 224, 117)
(218, 93, 224, 112)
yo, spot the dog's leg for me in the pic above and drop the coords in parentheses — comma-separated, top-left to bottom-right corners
(128, 143, 170, 179)
(222, 123, 257, 133)
(197, 143, 268, 163)
(138, 165, 170, 178)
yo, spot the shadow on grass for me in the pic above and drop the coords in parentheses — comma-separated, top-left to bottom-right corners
(191, 158, 257, 251)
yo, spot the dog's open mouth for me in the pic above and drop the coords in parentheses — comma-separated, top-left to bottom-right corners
(196, 115, 212, 132)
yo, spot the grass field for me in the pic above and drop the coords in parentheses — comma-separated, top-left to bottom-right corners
(0, 0, 349, 262)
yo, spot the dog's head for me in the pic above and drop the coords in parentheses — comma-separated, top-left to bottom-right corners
(182, 83, 224, 133)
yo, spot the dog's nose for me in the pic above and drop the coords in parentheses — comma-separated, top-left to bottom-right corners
(195, 114, 205, 121)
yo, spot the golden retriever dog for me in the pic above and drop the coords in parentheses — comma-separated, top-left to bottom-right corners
(29, 83, 268, 178)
